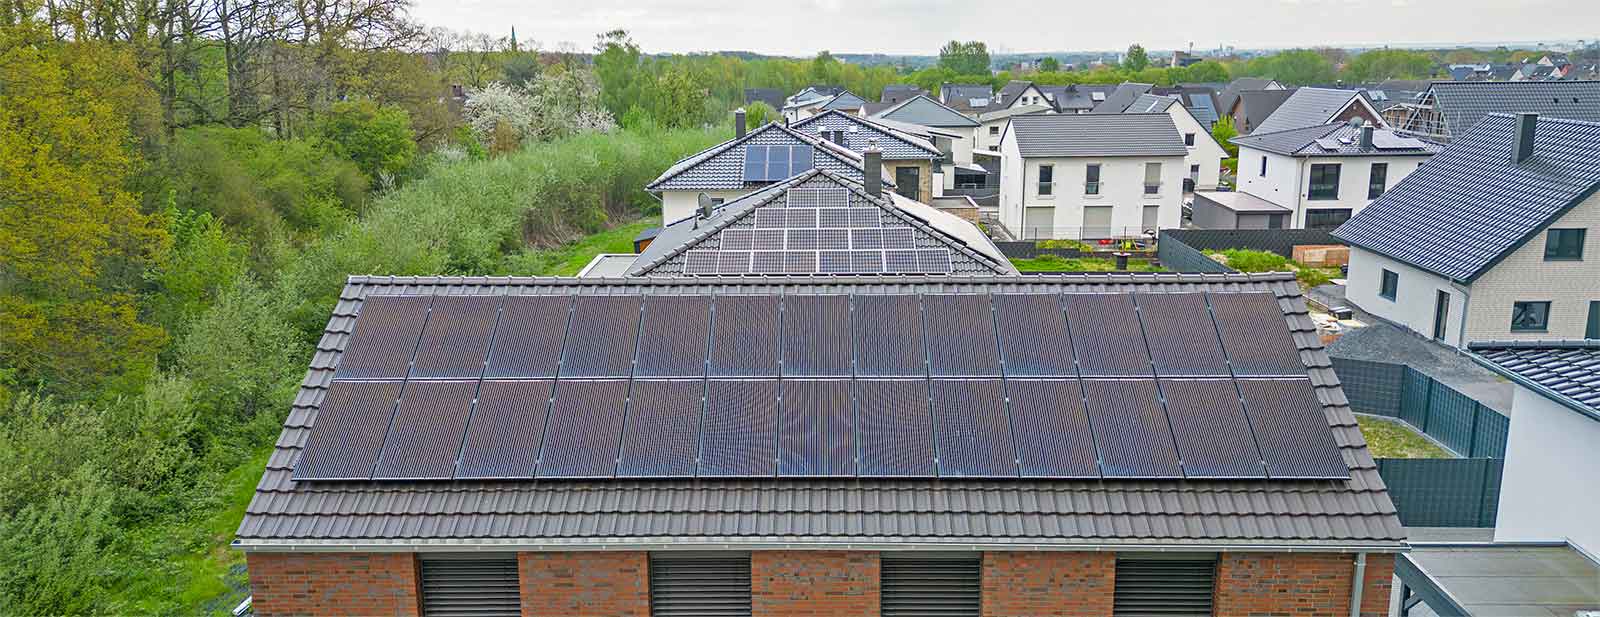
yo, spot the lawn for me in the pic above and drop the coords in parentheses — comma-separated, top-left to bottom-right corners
(1357, 416, 1452, 458)
(1011, 254, 1165, 272)
(508, 220, 655, 276)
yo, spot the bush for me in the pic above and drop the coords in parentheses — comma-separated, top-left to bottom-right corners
(1036, 239, 1096, 251)
(165, 127, 368, 241)
(1217, 249, 1290, 272)
(316, 99, 418, 188)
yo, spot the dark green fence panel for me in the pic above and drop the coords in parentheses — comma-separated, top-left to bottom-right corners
(1427, 381, 1479, 455)
(1332, 358, 1403, 417)
(1471, 409, 1510, 459)
(1156, 231, 1235, 273)
(1375, 458, 1503, 527)
(1399, 368, 1433, 429)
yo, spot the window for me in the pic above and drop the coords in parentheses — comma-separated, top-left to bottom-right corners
(1184, 132, 1196, 146)
(1305, 208, 1352, 230)
(1379, 269, 1398, 300)
(1367, 163, 1388, 199)
(1545, 228, 1586, 261)
(1433, 290, 1450, 341)
(1113, 557, 1216, 616)
(1587, 301, 1599, 339)
(1037, 164, 1054, 196)
(894, 166, 920, 200)
(1142, 205, 1160, 231)
(989, 125, 1000, 136)
(1259, 156, 1268, 177)
(881, 555, 981, 617)
(420, 557, 521, 617)
(1511, 301, 1552, 332)
(650, 553, 751, 616)
(1085, 164, 1101, 195)
(1189, 164, 1200, 182)
(1143, 162, 1162, 195)
(1308, 163, 1341, 200)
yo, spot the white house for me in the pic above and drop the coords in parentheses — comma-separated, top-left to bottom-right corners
(1121, 93, 1228, 191)
(976, 104, 1052, 153)
(1333, 113, 1600, 349)
(1194, 122, 1441, 229)
(782, 89, 865, 123)
(869, 95, 985, 192)
(997, 113, 1188, 240)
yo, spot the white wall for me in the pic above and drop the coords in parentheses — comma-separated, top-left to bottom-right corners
(978, 119, 1006, 153)
(1169, 105, 1227, 191)
(998, 149, 1185, 239)
(998, 127, 1026, 234)
(1465, 191, 1600, 343)
(1495, 384, 1600, 554)
(661, 189, 751, 225)
(1345, 248, 1469, 348)
(1235, 148, 1431, 227)
(1236, 147, 1302, 209)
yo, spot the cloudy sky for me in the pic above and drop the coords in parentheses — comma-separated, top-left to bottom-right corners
(410, 0, 1595, 56)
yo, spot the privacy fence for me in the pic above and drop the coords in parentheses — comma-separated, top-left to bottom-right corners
(1161, 228, 1342, 258)
(1155, 231, 1234, 273)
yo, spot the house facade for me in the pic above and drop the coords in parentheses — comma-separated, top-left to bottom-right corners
(1123, 93, 1229, 191)
(869, 95, 984, 192)
(791, 110, 941, 203)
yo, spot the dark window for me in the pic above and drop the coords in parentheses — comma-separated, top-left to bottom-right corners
(1511, 301, 1552, 332)
(1368, 163, 1388, 199)
(1268, 214, 1285, 229)
(1433, 290, 1450, 341)
(1143, 162, 1162, 195)
(1308, 163, 1341, 200)
(1259, 156, 1267, 177)
(650, 553, 752, 616)
(1085, 164, 1101, 195)
(1038, 164, 1054, 196)
(1379, 269, 1398, 300)
(1184, 133, 1196, 146)
(420, 557, 521, 617)
(894, 166, 920, 200)
(881, 555, 980, 617)
(1545, 228, 1586, 261)
(1113, 557, 1216, 616)
(1587, 300, 1599, 339)
(989, 125, 1000, 135)
(1306, 208, 1353, 230)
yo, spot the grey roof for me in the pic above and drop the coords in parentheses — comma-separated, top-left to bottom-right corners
(989, 80, 1038, 111)
(237, 272, 1403, 548)
(1218, 78, 1282, 115)
(743, 88, 784, 110)
(1468, 340, 1600, 418)
(872, 94, 980, 128)
(1089, 82, 1153, 114)
(1156, 86, 1222, 126)
(575, 253, 637, 278)
(792, 110, 941, 160)
(1332, 114, 1600, 282)
(1194, 190, 1292, 213)
(645, 122, 878, 191)
(1232, 123, 1443, 157)
(1235, 89, 1298, 131)
(977, 104, 1053, 124)
(1398, 544, 1600, 616)
(1253, 88, 1369, 134)
(1040, 84, 1117, 112)
(819, 91, 866, 111)
(1124, 93, 1178, 114)
(1422, 81, 1600, 139)
(939, 83, 994, 113)
(1007, 113, 1189, 158)
(879, 84, 927, 104)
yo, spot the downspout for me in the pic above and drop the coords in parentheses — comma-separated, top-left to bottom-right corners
(1349, 552, 1368, 617)
(1453, 281, 1472, 350)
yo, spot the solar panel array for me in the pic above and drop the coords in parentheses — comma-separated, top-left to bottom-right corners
(295, 291, 1349, 482)
(743, 145, 816, 182)
(680, 188, 953, 275)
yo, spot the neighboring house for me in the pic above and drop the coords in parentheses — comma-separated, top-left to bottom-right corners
(977, 104, 1052, 152)
(1196, 122, 1441, 230)
(863, 84, 929, 115)
(1229, 88, 1298, 134)
(997, 113, 1189, 240)
(1122, 93, 1229, 191)
(989, 80, 1052, 111)
(238, 270, 1402, 617)
(1252, 87, 1387, 134)
(1333, 113, 1600, 348)
(1217, 77, 1286, 117)
(1042, 83, 1118, 113)
(1391, 80, 1600, 142)
(1154, 84, 1224, 127)
(872, 94, 985, 191)
(1088, 82, 1154, 113)
(791, 109, 942, 202)
(938, 82, 994, 116)
(783, 90, 867, 122)
(743, 87, 784, 111)
(1511, 63, 1559, 81)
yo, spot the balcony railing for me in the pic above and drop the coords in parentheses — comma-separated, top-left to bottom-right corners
(1143, 182, 1162, 195)
(1084, 181, 1101, 195)
(1037, 181, 1054, 196)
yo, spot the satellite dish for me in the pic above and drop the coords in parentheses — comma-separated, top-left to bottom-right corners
(698, 193, 716, 219)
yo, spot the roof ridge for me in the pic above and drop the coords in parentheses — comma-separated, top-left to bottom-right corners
(344, 271, 1301, 287)
(1482, 112, 1600, 128)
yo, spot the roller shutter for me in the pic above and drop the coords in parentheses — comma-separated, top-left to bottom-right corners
(419, 556, 521, 617)
(649, 552, 751, 616)
(880, 554, 981, 616)
(1112, 557, 1216, 616)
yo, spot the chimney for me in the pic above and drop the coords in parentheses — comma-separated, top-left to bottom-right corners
(1512, 112, 1538, 164)
(734, 108, 747, 138)
(1359, 123, 1374, 150)
(862, 138, 883, 199)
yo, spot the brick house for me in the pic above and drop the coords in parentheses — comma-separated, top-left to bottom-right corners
(237, 272, 1404, 616)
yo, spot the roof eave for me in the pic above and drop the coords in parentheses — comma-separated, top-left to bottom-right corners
(234, 537, 1409, 553)
(1464, 350, 1600, 424)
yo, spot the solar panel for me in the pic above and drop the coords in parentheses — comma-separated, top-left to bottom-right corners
(791, 145, 815, 175)
(485, 296, 573, 378)
(334, 295, 432, 379)
(992, 294, 1074, 377)
(849, 208, 881, 227)
(777, 380, 855, 476)
(536, 380, 629, 477)
(635, 296, 711, 377)
(1007, 379, 1099, 477)
(850, 250, 883, 272)
(781, 296, 852, 376)
(929, 379, 1015, 477)
(784, 251, 817, 273)
(916, 249, 952, 274)
(455, 379, 552, 479)
(752, 229, 784, 250)
(720, 228, 754, 251)
(819, 251, 852, 273)
(708, 295, 780, 377)
(766, 145, 790, 180)
(1371, 131, 1427, 149)
(785, 208, 817, 228)
(1208, 293, 1307, 376)
(818, 208, 851, 228)
(923, 294, 999, 376)
(816, 229, 849, 250)
(1135, 294, 1229, 377)
(884, 250, 919, 272)
(787, 229, 820, 250)
(698, 380, 779, 476)
(855, 379, 935, 476)
(853, 295, 927, 377)
(560, 296, 642, 377)
(1159, 379, 1267, 478)
(372, 380, 477, 479)
(751, 251, 785, 273)
(1237, 379, 1349, 479)
(1064, 294, 1154, 377)
(1081, 380, 1182, 478)
(717, 251, 752, 274)
(882, 228, 916, 250)
(742, 145, 768, 182)
(616, 380, 704, 477)
(294, 381, 402, 480)
(683, 250, 718, 275)
(788, 187, 849, 209)
(411, 296, 500, 379)
(851, 228, 884, 249)
(755, 209, 787, 228)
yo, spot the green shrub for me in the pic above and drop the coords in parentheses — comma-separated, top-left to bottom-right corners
(1217, 249, 1290, 272)
(1295, 266, 1336, 289)
(1036, 238, 1096, 251)
(316, 99, 418, 187)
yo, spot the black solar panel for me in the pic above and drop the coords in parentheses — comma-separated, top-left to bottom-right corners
(1081, 380, 1182, 478)
(1007, 379, 1100, 478)
(1135, 294, 1229, 377)
(781, 295, 852, 377)
(1159, 379, 1267, 478)
(720, 228, 753, 251)
(708, 295, 780, 377)
(853, 295, 927, 377)
(923, 294, 1000, 376)
(849, 250, 883, 272)
(851, 228, 883, 250)
(294, 381, 403, 480)
(635, 296, 711, 377)
(791, 146, 815, 176)
(455, 380, 552, 479)
(1064, 294, 1154, 377)
(992, 294, 1075, 377)
(752, 229, 784, 250)
(683, 251, 718, 275)
(742, 145, 768, 182)
(777, 379, 855, 476)
(372, 381, 477, 479)
(699, 380, 779, 476)
(855, 380, 935, 476)
(1237, 379, 1349, 479)
(848, 208, 881, 227)
(784, 251, 817, 273)
(1209, 293, 1308, 376)
(785, 208, 817, 228)
(536, 380, 629, 478)
(485, 296, 573, 379)
(334, 296, 432, 379)
(929, 379, 1016, 477)
(882, 228, 915, 250)
(751, 251, 785, 273)
(411, 296, 500, 379)
(819, 251, 852, 273)
(616, 380, 704, 477)
(717, 251, 751, 274)
(560, 296, 642, 377)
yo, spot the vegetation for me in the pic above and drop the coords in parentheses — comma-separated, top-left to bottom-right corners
(1035, 239, 1098, 252)
(1212, 116, 1239, 158)
(1357, 416, 1451, 459)
(1011, 254, 1164, 272)
(938, 40, 991, 75)
(1215, 249, 1291, 272)
(1123, 44, 1150, 72)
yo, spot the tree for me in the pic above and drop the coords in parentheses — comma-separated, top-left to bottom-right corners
(1341, 49, 1435, 82)
(1241, 49, 1336, 85)
(316, 99, 418, 187)
(743, 101, 777, 130)
(650, 68, 706, 129)
(1038, 57, 1060, 72)
(1212, 115, 1239, 159)
(1182, 60, 1230, 83)
(592, 29, 642, 118)
(1124, 44, 1150, 72)
(938, 40, 990, 75)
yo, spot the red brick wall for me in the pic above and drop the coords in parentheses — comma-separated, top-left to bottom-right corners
(246, 552, 421, 617)
(518, 551, 649, 617)
(1213, 552, 1395, 617)
(982, 552, 1116, 617)
(751, 551, 879, 616)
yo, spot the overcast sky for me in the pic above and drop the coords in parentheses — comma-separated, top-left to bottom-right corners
(410, 0, 1597, 56)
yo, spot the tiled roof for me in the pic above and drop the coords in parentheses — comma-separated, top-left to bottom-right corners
(819, 91, 866, 110)
(1424, 81, 1600, 138)
(940, 83, 994, 113)
(879, 85, 927, 104)
(1232, 123, 1443, 157)
(977, 104, 1053, 123)
(1254, 88, 1369, 134)
(1332, 114, 1600, 282)
(1125, 93, 1178, 114)
(1089, 83, 1153, 114)
(874, 94, 979, 128)
(792, 110, 940, 160)
(1008, 113, 1189, 158)
(237, 272, 1403, 548)
(1236, 89, 1298, 131)
(744, 88, 784, 110)
(1219, 78, 1281, 116)
(645, 123, 875, 191)
(1468, 341, 1600, 418)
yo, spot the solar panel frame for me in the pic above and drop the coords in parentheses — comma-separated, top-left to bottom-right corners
(851, 228, 884, 250)
(410, 296, 501, 380)
(484, 296, 573, 379)
(536, 380, 630, 478)
(616, 379, 705, 477)
(992, 294, 1075, 377)
(634, 296, 711, 378)
(742, 145, 768, 182)
(852, 295, 927, 377)
(781, 295, 852, 377)
(698, 379, 779, 477)
(818, 251, 852, 273)
(752, 229, 785, 250)
(785, 208, 817, 228)
(784, 251, 817, 273)
(1208, 293, 1308, 376)
(334, 295, 432, 380)
(454, 379, 553, 479)
(884, 250, 919, 273)
(1006, 379, 1100, 478)
(1159, 379, 1268, 478)
(777, 379, 856, 476)
(882, 228, 916, 250)
(1134, 293, 1230, 377)
(293, 381, 404, 480)
(817, 229, 849, 250)
(1064, 294, 1155, 377)
(818, 208, 851, 228)
(1080, 380, 1183, 478)
(922, 294, 1000, 377)
(916, 249, 952, 274)
(683, 251, 718, 275)
(1237, 379, 1350, 479)
(854, 379, 936, 476)
(848, 208, 881, 227)
(559, 296, 643, 377)
(372, 380, 478, 479)
(929, 379, 1016, 477)
(708, 295, 780, 377)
